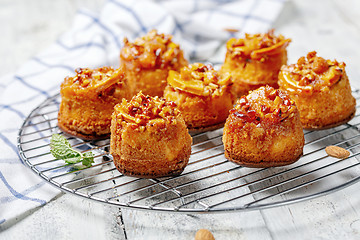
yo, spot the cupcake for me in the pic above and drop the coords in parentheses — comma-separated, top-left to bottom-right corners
(110, 92, 192, 178)
(220, 29, 291, 97)
(120, 30, 188, 97)
(163, 63, 235, 132)
(58, 67, 130, 140)
(223, 86, 304, 168)
(278, 51, 356, 130)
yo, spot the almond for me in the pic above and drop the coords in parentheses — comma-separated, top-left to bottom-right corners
(325, 146, 350, 159)
(195, 229, 215, 240)
(224, 28, 239, 33)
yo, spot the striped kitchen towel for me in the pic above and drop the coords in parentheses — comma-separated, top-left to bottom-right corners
(0, 0, 285, 226)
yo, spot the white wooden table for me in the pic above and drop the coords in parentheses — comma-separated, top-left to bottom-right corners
(1, 0, 360, 239)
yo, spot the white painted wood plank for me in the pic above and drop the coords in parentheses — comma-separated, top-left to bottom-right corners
(1, 193, 125, 239)
(121, 209, 273, 240)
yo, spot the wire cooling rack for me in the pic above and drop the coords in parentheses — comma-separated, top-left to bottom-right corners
(17, 91, 360, 213)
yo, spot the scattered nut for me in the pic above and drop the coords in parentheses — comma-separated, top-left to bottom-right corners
(195, 229, 215, 240)
(224, 28, 239, 33)
(325, 145, 350, 159)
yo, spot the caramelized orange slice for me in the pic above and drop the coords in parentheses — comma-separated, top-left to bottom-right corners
(279, 71, 314, 93)
(250, 39, 291, 60)
(93, 69, 124, 93)
(167, 70, 207, 96)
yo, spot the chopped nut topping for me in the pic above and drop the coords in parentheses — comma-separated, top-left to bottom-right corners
(72, 67, 114, 87)
(231, 86, 296, 125)
(120, 30, 183, 69)
(114, 92, 180, 126)
(226, 29, 291, 61)
(61, 67, 125, 94)
(167, 63, 232, 97)
(280, 51, 345, 92)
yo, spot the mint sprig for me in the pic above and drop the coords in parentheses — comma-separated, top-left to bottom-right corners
(50, 134, 94, 167)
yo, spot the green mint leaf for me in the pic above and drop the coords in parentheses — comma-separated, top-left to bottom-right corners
(50, 134, 81, 160)
(50, 134, 94, 167)
(64, 156, 83, 164)
(82, 152, 95, 167)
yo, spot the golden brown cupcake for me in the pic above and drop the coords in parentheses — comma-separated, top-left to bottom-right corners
(220, 29, 291, 97)
(163, 63, 235, 132)
(110, 92, 192, 178)
(223, 86, 304, 168)
(120, 30, 188, 97)
(58, 67, 130, 140)
(278, 51, 356, 130)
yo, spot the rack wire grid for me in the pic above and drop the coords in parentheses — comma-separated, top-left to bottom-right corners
(17, 90, 360, 213)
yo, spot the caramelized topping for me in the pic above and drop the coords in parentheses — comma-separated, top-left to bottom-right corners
(230, 86, 296, 125)
(280, 51, 345, 92)
(61, 67, 125, 94)
(120, 30, 183, 69)
(114, 92, 180, 126)
(226, 29, 291, 61)
(167, 63, 232, 97)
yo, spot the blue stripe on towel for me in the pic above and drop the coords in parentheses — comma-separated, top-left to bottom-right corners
(14, 76, 51, 98)
(56, 39, 106, 51)
(0, 171, 46, 205)
(132, 13, 170, 39)
(0, 181, 47, 204)
(109, 0, 148, 34)
(0, 104, 26, 119)
(0, 132, 21, 161)
(78, 10, 122, 49)
(32, 57, 74, 72)
(207, 8, 270, 24)
(0, 87, 54, 106)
